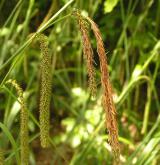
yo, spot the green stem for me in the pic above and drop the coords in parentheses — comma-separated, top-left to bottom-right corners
(116, 41, 160, 106)
(37, 0, 75, 33)
(141, 82, 152, 134)
(116, 76, 150, 106)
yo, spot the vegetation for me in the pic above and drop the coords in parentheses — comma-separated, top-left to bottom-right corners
(0, 0, 160, 164)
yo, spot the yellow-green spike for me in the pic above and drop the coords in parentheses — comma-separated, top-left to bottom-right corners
(37, 34, 52, 148)
(6, 79, 29, 165)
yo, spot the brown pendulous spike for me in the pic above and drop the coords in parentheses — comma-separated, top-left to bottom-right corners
(73, 10, 97, 97)
(86, 16, 120, 161)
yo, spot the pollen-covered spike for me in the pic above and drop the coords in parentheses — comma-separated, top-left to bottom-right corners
(36, 34, 52, 148)
(6, 79, 29, 165)
(0, 149, 4, 165)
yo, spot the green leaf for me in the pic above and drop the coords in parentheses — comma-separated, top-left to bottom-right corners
(104, 0, 119, 13)
(0, 122, 20, 164)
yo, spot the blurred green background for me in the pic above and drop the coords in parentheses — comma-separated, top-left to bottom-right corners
(0, 0, 160, 164)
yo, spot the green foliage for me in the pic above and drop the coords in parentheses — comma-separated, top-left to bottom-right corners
(104, 0, 119, 13)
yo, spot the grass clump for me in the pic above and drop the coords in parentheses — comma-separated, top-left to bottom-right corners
(1, 0, 160, 164)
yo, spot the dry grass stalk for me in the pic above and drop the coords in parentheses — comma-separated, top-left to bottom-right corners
(86, 16, 120, 160)
(6, 79, 29, 165)
(37, 34, 52, 148)
(73, 10, 97, 97)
